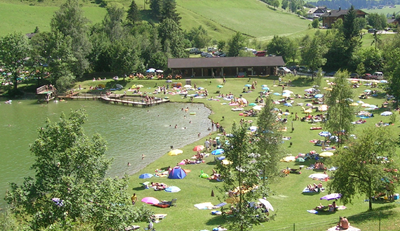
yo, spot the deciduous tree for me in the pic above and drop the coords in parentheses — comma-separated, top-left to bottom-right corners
(51, 0, 92, 79)
(301, 31, 328, 77)
(103, 5, 126, 42)
(256, 98, 284, 187)
(0, 32, 30, 93)
(329, 127, 399, 211)
(227, 32, 246, 57)
(217, 123, 270, 231)
(5, 110, 153, 229)
(325, 70, 355, 146)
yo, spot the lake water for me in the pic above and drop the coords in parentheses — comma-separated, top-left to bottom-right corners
(0, 100, 211, 208)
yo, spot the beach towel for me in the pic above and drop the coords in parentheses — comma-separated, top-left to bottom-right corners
(194, 202, 214, 210)
(307, 209, 318, 214)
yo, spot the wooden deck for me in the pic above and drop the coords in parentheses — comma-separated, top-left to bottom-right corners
(57, 93, 169, 107)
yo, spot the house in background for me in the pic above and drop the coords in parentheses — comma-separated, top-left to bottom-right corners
(307, 7, 327, 19)
(321, 8, 367, 28)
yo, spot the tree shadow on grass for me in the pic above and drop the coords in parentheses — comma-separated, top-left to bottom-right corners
(348, 204, 397, 224)
(290, 77, 314, 88)
(206, 215, 227, 226)
(132, 186, 146, 191)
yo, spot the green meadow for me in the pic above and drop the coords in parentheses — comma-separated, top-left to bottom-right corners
(0, 0, 310, 41)
(363, 5, 400, 15)
(177, 0, 310, 40)
(73, 75, 400, 231)
(0, 2, 106, 36)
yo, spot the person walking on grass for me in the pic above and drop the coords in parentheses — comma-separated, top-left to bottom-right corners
(131, 193, 137, 205)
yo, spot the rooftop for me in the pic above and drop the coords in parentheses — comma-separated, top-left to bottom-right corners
(168, 56, 285, 68)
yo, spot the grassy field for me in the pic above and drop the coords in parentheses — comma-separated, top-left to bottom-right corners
(363, 5, 400, 15)
(0, 2, 106, 37)
(177, 0, 310, 40)
(0, 0, 310, 41)
(72, 75, 400, 231)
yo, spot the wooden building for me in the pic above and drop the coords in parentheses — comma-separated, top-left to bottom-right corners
(168, 56, 285, 78)
(321, 8, 367, 28)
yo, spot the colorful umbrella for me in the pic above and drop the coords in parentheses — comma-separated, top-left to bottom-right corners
(211, 149, 224, 155)
(139, 173, 153, 179)
(193, 145, 205, 151)
(320, 193, 341, 201)
(259, 198, 274, 211)
(141, 197, 160, 205)
(165, 186, 181, 193)
(168, 149, 183, 156)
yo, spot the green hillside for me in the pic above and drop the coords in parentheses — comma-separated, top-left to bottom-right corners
(177, 0, 309, 40)
(0, 0, 309, 41)
(363, 5, 400, 15)
(0, 2, 106, 37)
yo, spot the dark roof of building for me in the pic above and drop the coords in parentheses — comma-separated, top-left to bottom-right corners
(168, 56, 285, 68)
(321, 9, 367, 18)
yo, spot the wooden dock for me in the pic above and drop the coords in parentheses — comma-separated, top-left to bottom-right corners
(100, 96, 170, 107)
(57, 93, 169, 107)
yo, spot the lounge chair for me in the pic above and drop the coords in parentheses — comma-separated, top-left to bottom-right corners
(153, 198, 177, 208)
(212, 202, 227, 209)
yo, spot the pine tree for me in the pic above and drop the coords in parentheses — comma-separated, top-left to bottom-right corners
(160, 0, 181, 25)
(127, 0, 140, 25)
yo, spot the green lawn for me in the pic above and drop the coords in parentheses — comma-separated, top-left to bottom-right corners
(73, 75, 400, 231)
(0, 2, 106, 37)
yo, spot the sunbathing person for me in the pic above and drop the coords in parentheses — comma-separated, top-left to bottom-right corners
(150, 182, 168, 191)
(338, 216, 350, 229)
(314, 203, 326, 210)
